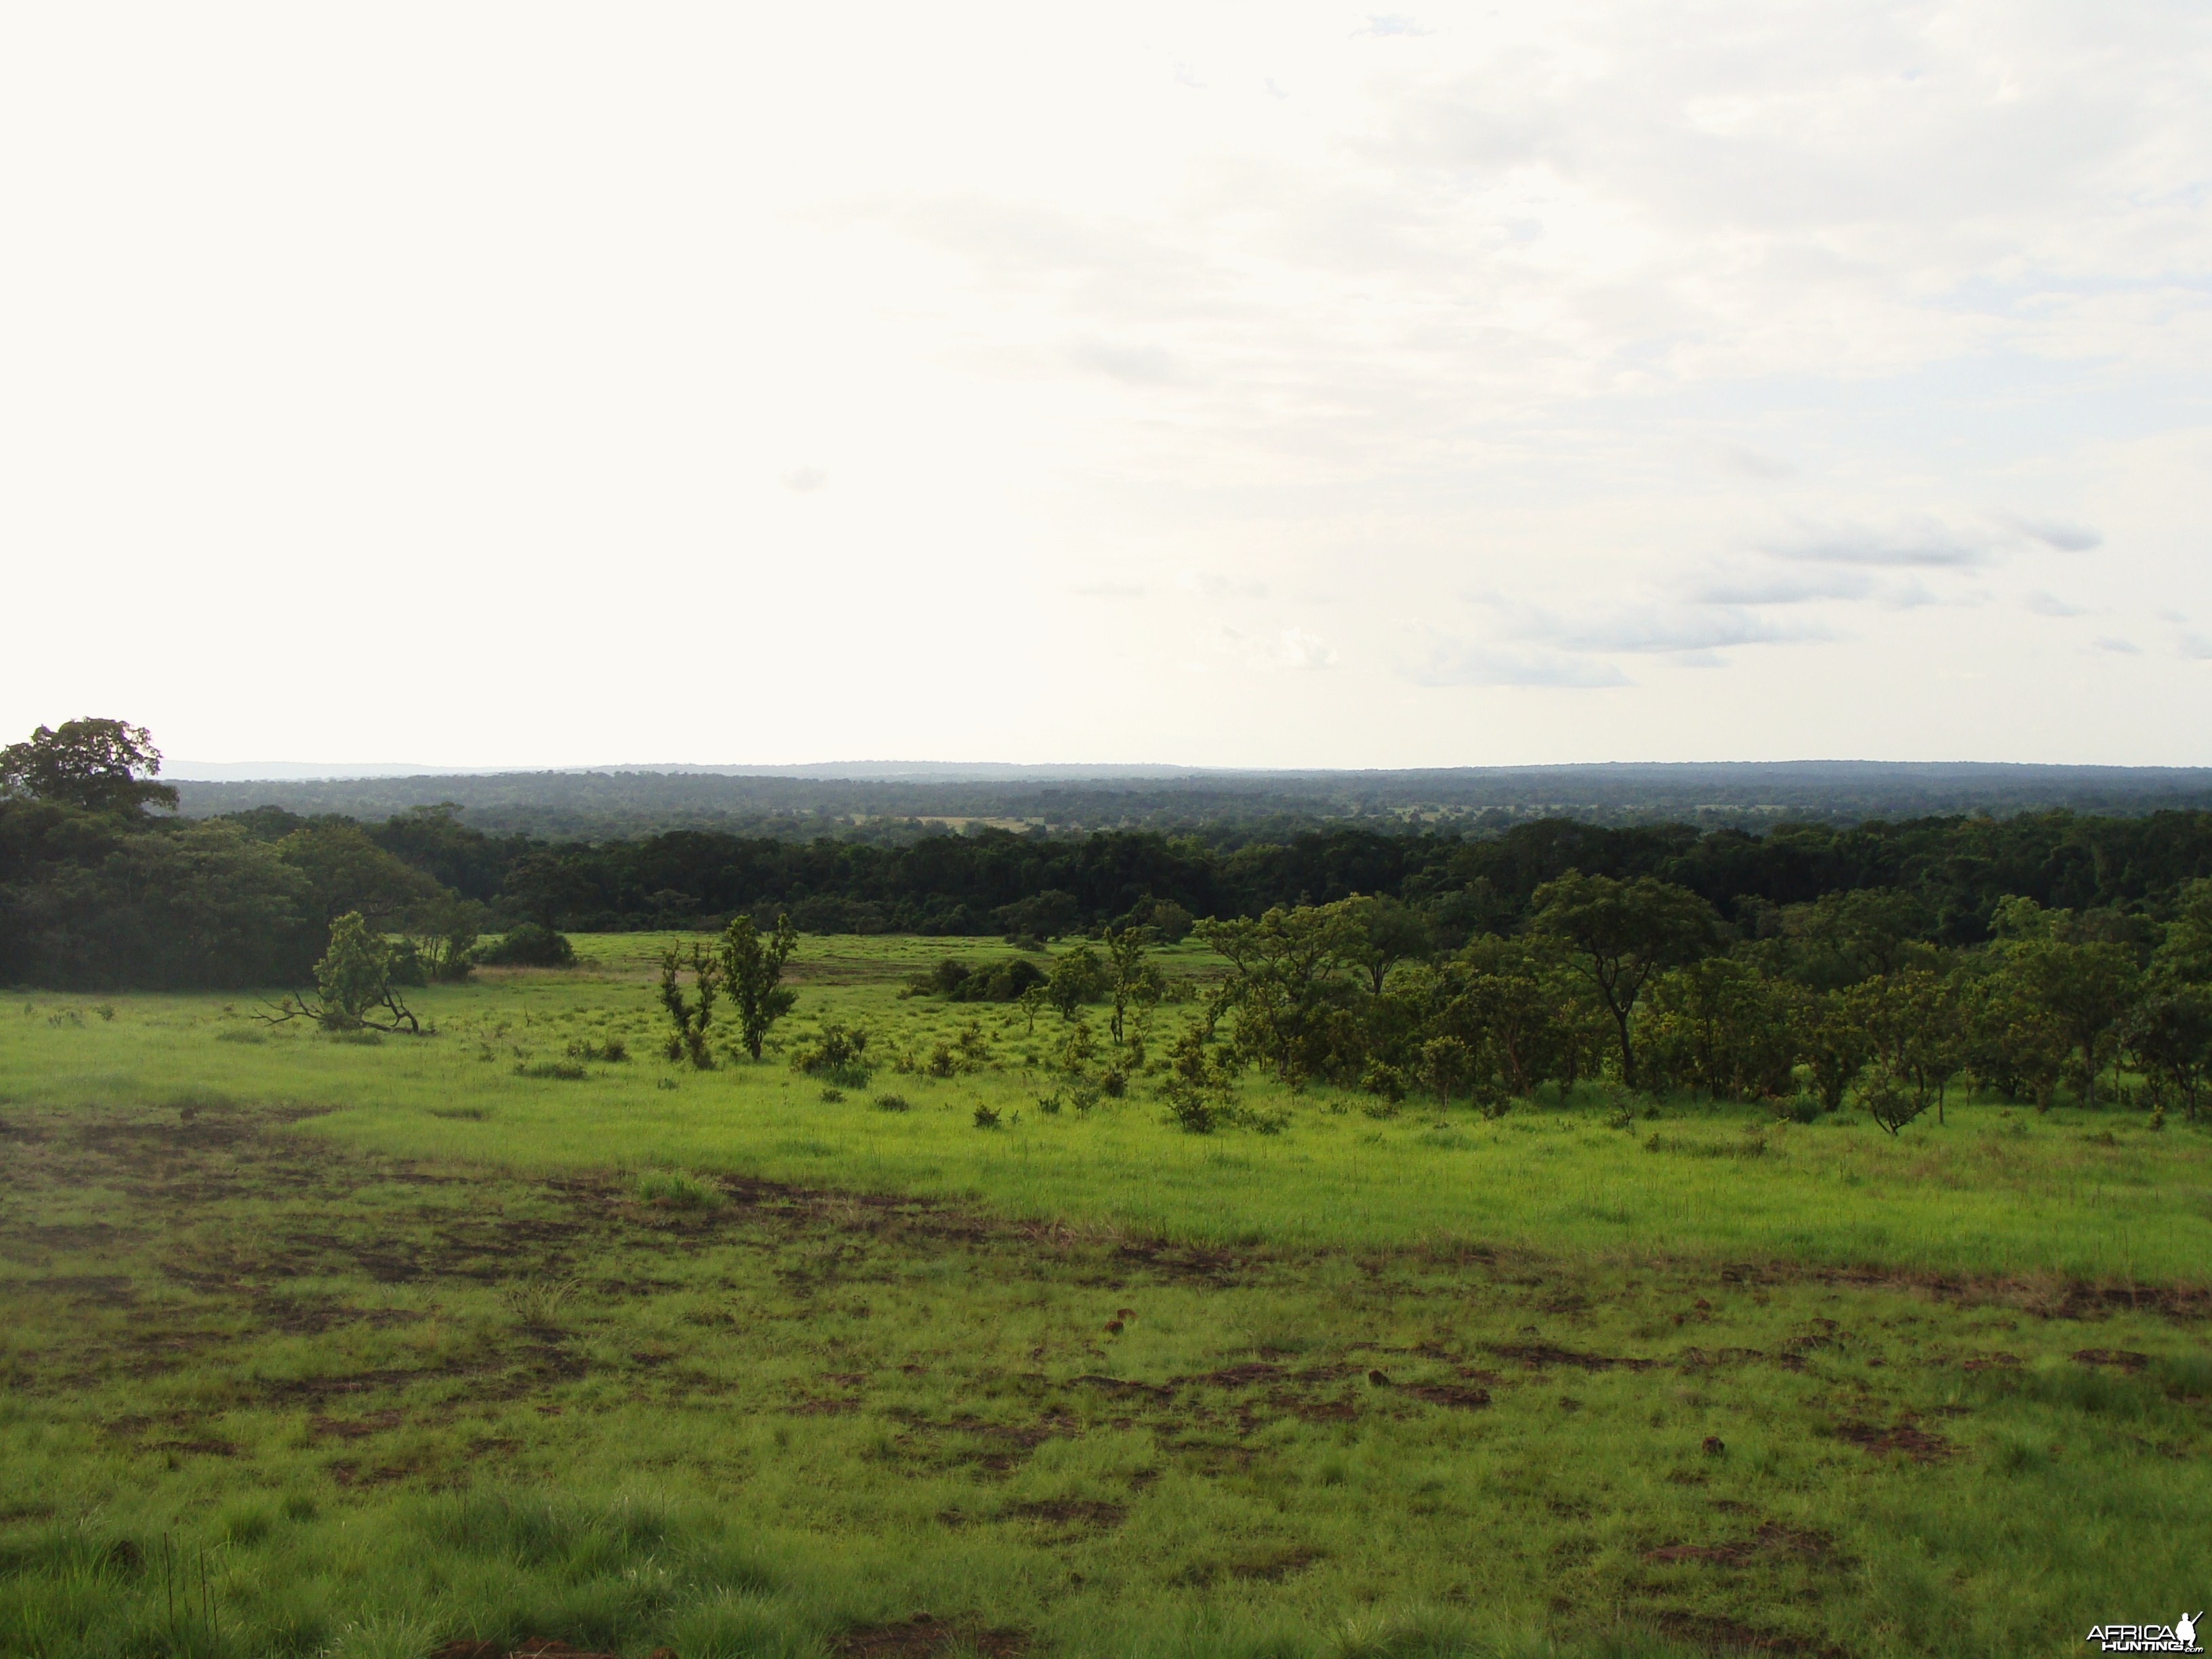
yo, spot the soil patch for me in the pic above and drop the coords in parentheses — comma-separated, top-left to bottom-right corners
(1486, 1341, 1653, 1372)
(1834, 1420, 1952, 1462)
(1004, 1498, 1126, 1529)
(1644, 1523, 1841, 1568)
(2071, 1348, 2152, 1372)
(1647, 1610, 1849, 1656)
(831, 1613, 1027, 1658)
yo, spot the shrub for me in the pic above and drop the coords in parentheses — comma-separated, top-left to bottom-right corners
(1099, 1065, 1128, 1099)
(972, 1103, 1002, 1129)
(819, 1086, 846, 1103)
(872, 1092, 910, 1112)
(478, 924, 576, 968)
(792, 1021, 872, 1088)
(1036, 1090, 1064, 1115)
(1361, 1061, 1410, 1104)
(566, 1036, 629, 1063)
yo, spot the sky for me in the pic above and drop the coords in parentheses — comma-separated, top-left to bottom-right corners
(4, 3, 2211, 771)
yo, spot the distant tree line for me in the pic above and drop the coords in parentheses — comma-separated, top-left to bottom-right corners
(18, 718, 2212, 1009)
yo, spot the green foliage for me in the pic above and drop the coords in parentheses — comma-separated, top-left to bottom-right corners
(1199, 901, 1366, 1082)
(0, 716, 177, 815)
(910, 955, 1048, 1004)
(720, 912, 799, 1060)
(1160, 1023, 1240, 1132)
(792, 1021, 872, 1088)
(480, 923, 577, 967)
(1528, 871, 1718, 1089)
(658, 944, 719, 1068)
(1045, 943, 1107, 1019)
(261, 912, 422, 1033)
(634, 1168, 720, 1208)
(0, 810, 317, 988)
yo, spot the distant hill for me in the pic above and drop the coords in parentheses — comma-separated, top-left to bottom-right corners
(168, 760, 2212, 842)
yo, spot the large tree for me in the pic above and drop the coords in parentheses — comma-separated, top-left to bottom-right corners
(1528, 872, 1717, 1088)
(0, 718, 178, 816)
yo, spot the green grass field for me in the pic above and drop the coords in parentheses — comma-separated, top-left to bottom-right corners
(4, 935, 2209, 1659)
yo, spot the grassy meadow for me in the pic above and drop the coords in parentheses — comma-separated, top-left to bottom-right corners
(3, 934, 2209, 1659)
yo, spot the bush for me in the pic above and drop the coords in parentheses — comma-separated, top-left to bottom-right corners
(792, 1021, 872, 1088)
(872, 1092, 910, 1112)
(972, 1102, 1002, 1129)
(478, 924, 575, 968)
(566, 1035, 629, 1063)
(909, 956, 1048, 1003)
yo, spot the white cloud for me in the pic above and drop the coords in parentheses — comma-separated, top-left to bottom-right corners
(2025, 591, 2087, 618)
(1275, 628, 1337, 670)
(781, 466, 829, 493)
(1408, 638, 1630, 689)
(1761, 517, 2001, 569)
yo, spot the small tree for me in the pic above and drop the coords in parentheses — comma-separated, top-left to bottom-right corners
(1046, 943, 1107, 1021)
(659, 944, 720, 1068)
(1161, 1023, 1238, 1133)
(1103, 924, 1164, 1053)
(720, 913, 798, 1060)
(260, 912, 421, 1033)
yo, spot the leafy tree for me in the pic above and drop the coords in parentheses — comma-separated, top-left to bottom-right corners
(1102, 924, 1164, 1051)
(1046, 943, 1107, 1020)
(1160, 1023, 1238, 1133)
(1844, 969, 1960, 1130)
(276, 821, 446, 928)
(2127, 989, 2212, 1120)
(1199, 901, 1366, 1082)
(991, 889, 1080, 941)
(1793, 987, 1871, 1113)
(1957, 968, 2068, 1107)
(2002, 935, 2139, 1107)
(658, 944, 719, 1068)
(1341, 894, 1432, 994)
(2152, 878, 2212, 985)
(720, 912, 799, 1060)
(1528, 872, 1717, 1089)
(0, 718, 177, 817)
(1642, 957, 1797, 1100)
(262, 911, 420, 1032)
(404, 893, 484, 982)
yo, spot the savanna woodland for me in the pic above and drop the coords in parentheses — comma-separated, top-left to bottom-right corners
(3, 720, 2207, 1659)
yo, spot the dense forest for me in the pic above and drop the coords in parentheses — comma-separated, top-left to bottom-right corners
(14, 719, 2212, 995)
(169, 758, 2212, 841)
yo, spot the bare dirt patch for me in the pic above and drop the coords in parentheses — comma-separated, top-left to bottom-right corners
(1486, 1340, 1654, 1372)
(1833, 1420, 1953, 1462)
(830, 1613, 1027, 1658)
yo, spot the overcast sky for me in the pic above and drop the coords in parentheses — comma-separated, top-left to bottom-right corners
(5, 3, 2210, 769)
